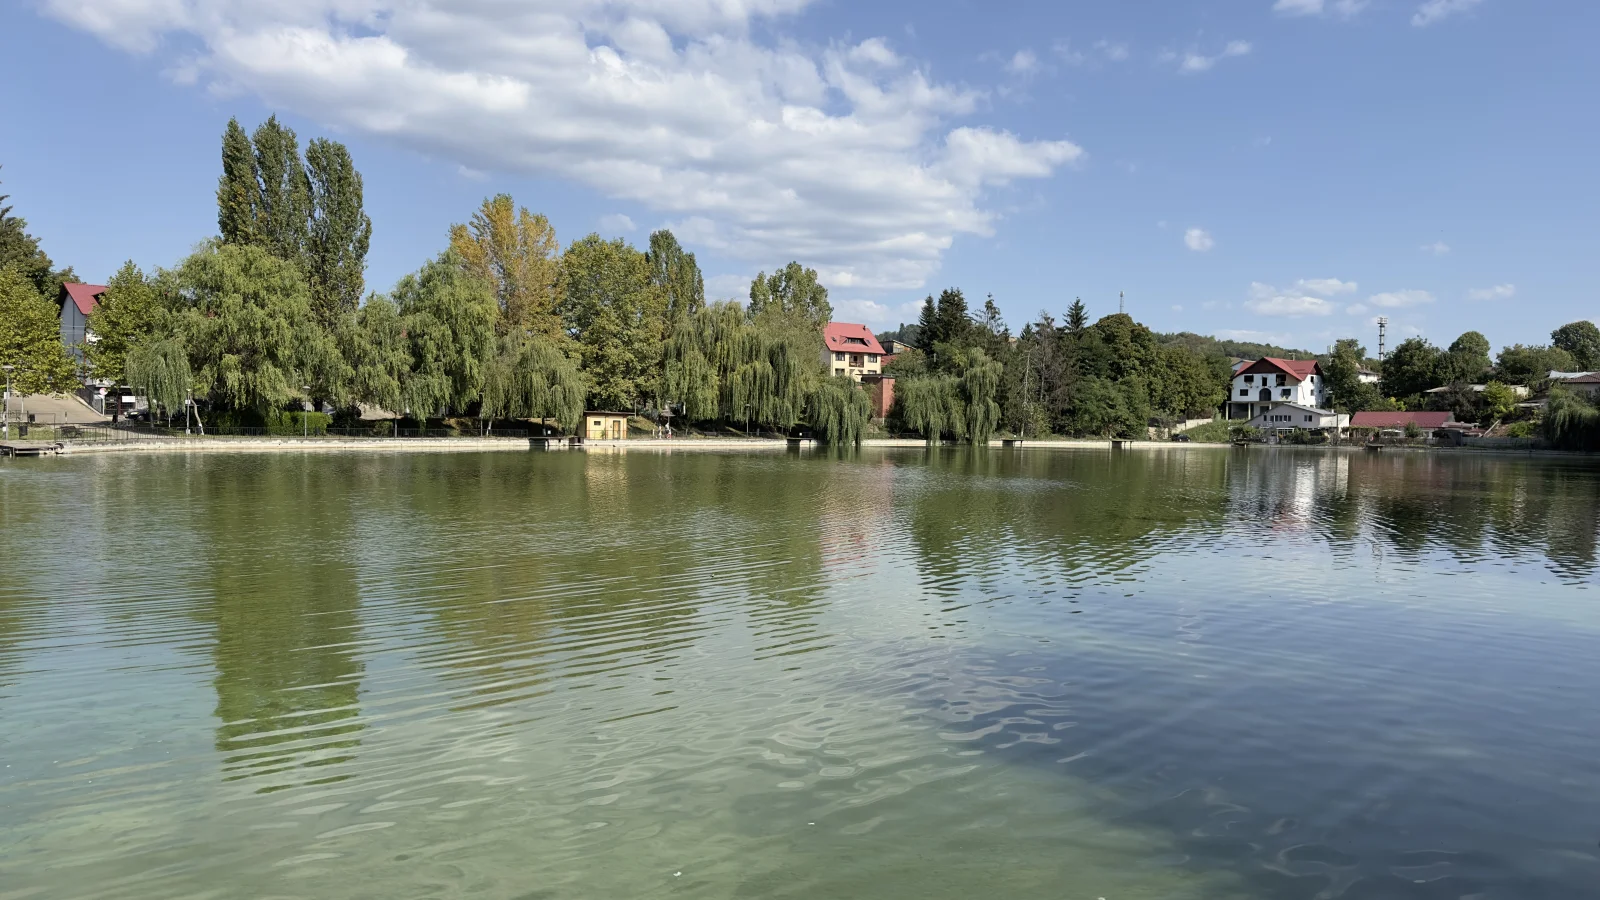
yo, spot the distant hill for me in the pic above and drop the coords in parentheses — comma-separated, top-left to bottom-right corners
(1155, 331, 1319, 362)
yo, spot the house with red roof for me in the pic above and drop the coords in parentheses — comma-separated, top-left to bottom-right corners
(1226, 358, 1329, 421)
(57, 282, 108, 359)
(1348, 411, 1460, 431)
(821, 322, 885, 382)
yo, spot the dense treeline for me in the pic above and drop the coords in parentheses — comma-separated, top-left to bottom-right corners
(885, 293, 1231, 441)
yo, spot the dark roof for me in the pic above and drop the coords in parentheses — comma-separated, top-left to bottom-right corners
(1350, 411, 1455, 429)
(60, 282, 108, 316)
(823, 322, 885, 355)
(1559, 373, 1600, 384)
(1238, 357, 1320, 380)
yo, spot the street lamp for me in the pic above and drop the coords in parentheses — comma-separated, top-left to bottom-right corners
(302, 386, 313, 437)
(1, 364, 13, 441)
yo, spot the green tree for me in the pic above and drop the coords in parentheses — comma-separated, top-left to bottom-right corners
(892, 373, 964, 444)
(86, 261, 166, 383)
(217, 118, 259, 246)
(1482, 381, 1517, 422)
(1087, 313, 1158, 382)
(560, 234, 666, 410)
(0, 165, 74, 297)
(449, 195, 562, 339)
(391, 251, 498, 418)
(1324, 338, 1377, 415)
(1066, 376, 1139, 438)
(1542, 388, 1600, 450)
(335, 295, 410, 415)
(1495, 343, 1575, 386)
(1065, 298, 1089, 335)
(304, 138, 371, 327)
(124, 337, 192, 421)
(748, 262, 831, 330)
(0, 266, 77, 393)
(250, 116, 312, 265)
(1551, 320, 1600, 370)
(1152, 344, 1223, 420)
(1443, 331, 1492, 384)
(646, 230, 704, 322)
(1380, 337, 1444, 400)
(807, 375, 871, 446)
(481, 334, 588, 433)
(173, 242, 333, 414)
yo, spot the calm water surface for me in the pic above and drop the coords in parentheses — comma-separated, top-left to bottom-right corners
(1, 447, 1598, 899)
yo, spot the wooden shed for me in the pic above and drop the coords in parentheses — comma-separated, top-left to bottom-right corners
(583, 412, 630, 440)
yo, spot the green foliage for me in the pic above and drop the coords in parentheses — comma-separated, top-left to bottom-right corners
(1155, 330, 1317, 362)
(893, 373, 965, 443)
(748, 262, 830, 330)
(449, 195, 562, 339)
(1065, 298, 1088, 335)
(480, 335, 588, 432)
(334, 295, 409, 414)
(1324, 338, 1380, 414)
(1065, 376, 1145, 438)
(267, 410, 332, 436)
(0, 266, 78, 393)
(305, 138, 371, 327)
(1180, 419, 1236, 443)
(807, 375, 871, 446)
(1442, 331, 1492, 384)
(1380, 337, 1444, 400)
(1404, 421, 1424, 439)
(560, 234, 667, 410)
(174, 242, 334, 414)
(647, 230, 704, 322)
(1541, 389, 1600, 450)
(88, 261, 167, 383)
(250, 116, 312, 265)
(1284, 428, 1327, 445)
(217, 119, 259, 246)
(1505, 420, 1536, 439)
(1482, 381, 1518, 421)
(124, 337, 192, 418)
(1551, 320, 1600, 370)
(392, 251, 498, 417)
(1495, 343, 1574, 386)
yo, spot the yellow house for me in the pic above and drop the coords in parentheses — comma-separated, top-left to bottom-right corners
(822, 322, 885, 381)
(583, 412, 630, 440)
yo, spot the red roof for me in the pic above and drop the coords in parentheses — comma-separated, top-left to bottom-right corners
(1239, 357, 1321, 380)
(822, 322, 884, 355)
(61, 282, 108, 316)
(1349, 411, 1456, 429)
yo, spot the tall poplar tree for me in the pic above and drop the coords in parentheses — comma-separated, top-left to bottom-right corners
(748, 262, 831, 330)
(448, 195, 562, 339)
(305, 138, 372, 326)
(250, 116, 311, 265)
(217, 119, 259, 246)
(646, 229, 704, 321)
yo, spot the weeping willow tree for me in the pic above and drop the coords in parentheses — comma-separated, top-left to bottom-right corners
(124, 336, 192, 421)
(662, 302, 817, 430)
(1542, 388, 1600, 450)
(891, 347, 1000, 445)
(480, 335, 588, 433)
(807, 375, 871, 446)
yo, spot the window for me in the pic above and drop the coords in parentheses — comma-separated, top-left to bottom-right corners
(1280, 389, 1292, 399)
(1244, 375, 1255, 385)
(1305, 415, 1312, 422)
(834, 368, 845, 376)
(1276, 374, 1287, 386)
(868, 354, 879, 363)
(834, 352, 845, 361)
(1239, 389, 1248, 397)
(844, 336, 868, 346)
(850, 354, 863, 367)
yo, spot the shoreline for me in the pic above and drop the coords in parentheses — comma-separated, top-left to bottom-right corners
(12, 435, 1584, 460)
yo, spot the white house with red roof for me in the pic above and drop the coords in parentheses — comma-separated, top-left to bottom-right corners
(1227, 357, 1329, 420)
(822, 322, 884, 381)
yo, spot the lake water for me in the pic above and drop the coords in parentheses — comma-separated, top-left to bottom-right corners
(2, 446, 1598, 899)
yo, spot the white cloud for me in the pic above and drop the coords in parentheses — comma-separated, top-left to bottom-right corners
(1467, 283, 1515, 301)
(46, 0, 1084, 292)
(1295, 277, 1358, 295)
(1184, 228, 1215, 252)
(1421, 241, 1452, 255)
(1177, 40, 1252, 74)
(1006, 49, 1039, 74)
(1094, 40, 1130, 62)
(833, 297, 925, 327)
(1368, 289, 1436, 308)
(1345, 303, 1368, 315)
(1413, 0, 1485, 27)
(599, 213, 636, 232)
(1245, 282, 1336, 317)
(1273, 0, 1368, 17)
(1171, 304, 1184, 312)
(1052, 39, 1129, 66)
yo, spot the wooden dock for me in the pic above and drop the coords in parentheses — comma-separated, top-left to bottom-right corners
(0, 441, 64, 457)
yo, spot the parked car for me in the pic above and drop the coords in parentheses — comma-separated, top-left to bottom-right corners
(1172, 433, 1192, 442)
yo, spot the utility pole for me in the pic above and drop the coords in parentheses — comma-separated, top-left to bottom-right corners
(1, 365, 12, 441)
(1119, 291, 1125, 316)
(1377, 317, 1389, 363)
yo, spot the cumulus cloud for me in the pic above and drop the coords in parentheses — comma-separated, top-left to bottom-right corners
(832, 297, 925, 327)
(1175, 40, 1252, 74)
(1295, 277, 1358, 295)
(1053, 39, 1130, 66)
(1345, 303, 1368, 315)
(1273, 0, 1368, 17)
(1413, 0, 1485, 27)
(1467, 283, 1515, 301)
(1245, 282, 1336, 317)
(599, 213, 636, 233)
(1184, 228, 1215, 251)
(1421, 241, 1452, 255)
(43, 0, 1084, 291)
(1369, 289, 1436, 308)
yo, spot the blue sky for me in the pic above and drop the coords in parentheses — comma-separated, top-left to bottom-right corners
(1, 0, 1594, 353)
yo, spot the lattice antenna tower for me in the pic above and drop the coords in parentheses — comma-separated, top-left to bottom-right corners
(1377, 317, 1389, 362)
